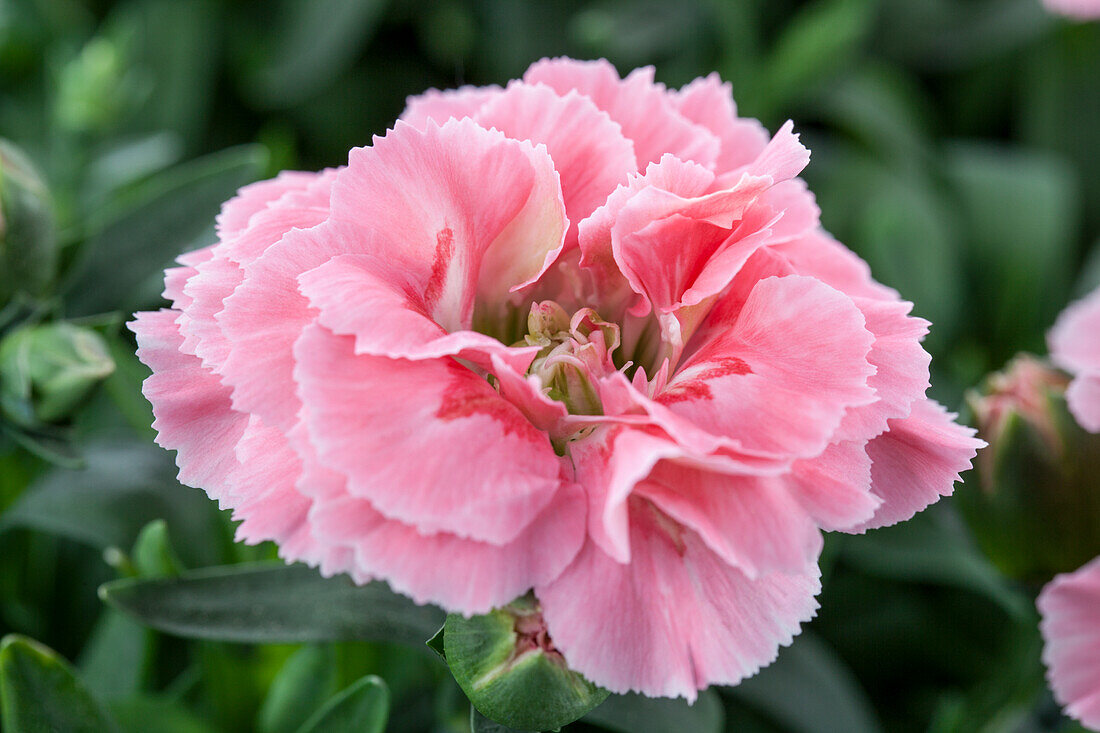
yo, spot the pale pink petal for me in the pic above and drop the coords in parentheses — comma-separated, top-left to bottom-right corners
(129, 310, 246, 501)
(1039, 555, 1100, 730)
(177, 253, 241, 367)
(294, 323, 563, 545)
(661, 275, 876, 460)
(475, 81, 637, 247)
(400, 84, 504, 130)
(523, 57, 720, 169)
(773, 229, 899, 301)
(1066, 372, 1100, 433)
(1050, 288, 1100, 432)
(537, 506, 820, 700)
(308, 482, 585, 615)
(329, 118, 567, 331)
(162, 247, 214, 309)
(215, 170, 320, 240)
(846, 399, 984, 533)
(1043, 0, 1100, 20)
(671, 73, 770, 174)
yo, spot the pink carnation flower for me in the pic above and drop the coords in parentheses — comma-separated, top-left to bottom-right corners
(1039, 556, 1100, 730)
(1043, 0, 1100, 19)
(131, 57, 982, 699)
(1049, 286, 1100, 433)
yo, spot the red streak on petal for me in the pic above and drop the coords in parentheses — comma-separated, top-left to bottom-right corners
(659, 356, 751, 404)
(424, 227, 455, 310)
(435, 364, 543, 443)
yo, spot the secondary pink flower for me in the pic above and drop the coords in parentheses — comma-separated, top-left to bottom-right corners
(1043, 0, 1100, 19)
(132, 57, 982, 700)
(1049, 287, 1100, 432)
(1039, 556, 1100, 730)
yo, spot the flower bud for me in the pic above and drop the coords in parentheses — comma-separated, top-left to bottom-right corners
(0, 139, 57, 303)
(957, 355, 1100, 582)
(0, 322, 115, 425)
(443, 595, 608, 731)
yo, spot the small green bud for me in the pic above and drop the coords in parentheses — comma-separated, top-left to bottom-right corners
(0, 322, 115, 425)
(444, 595, 608, 731)
(957, 355, 1100, 582)
(0, 139, 57, 302)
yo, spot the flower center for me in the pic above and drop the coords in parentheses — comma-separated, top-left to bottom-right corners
(521, 301, 620, 417)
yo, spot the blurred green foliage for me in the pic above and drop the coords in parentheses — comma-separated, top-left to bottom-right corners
(1, 0, 1098, 731)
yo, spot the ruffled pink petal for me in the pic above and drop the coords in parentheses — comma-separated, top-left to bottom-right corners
(537, 505, 821, 701)
(773, 229, 899, 302)
(297, 251, 535, 369)
(523, 57, 720, 169)
(661, 275, 876, 460)
(638, 460, 823, 578)
(215, 170, 320, 240)
(294, 323, 563, 545)
(308, 482, 586, 615)
(177, 253, 241, 367)
(475, 81, 637, 247)
(1038, 555, 1100, 730)
(400, 84, 504, 130)
(846, 399, 983, 533)
(1050, 288, 1100, 432)
(227, 416, 314, 555)
(785, 440, 880, 532)
(162, 247, 214, 309)
(671, 73, 770, 175)
(129, 310, 246, 501)
(329, 118, 567, 331)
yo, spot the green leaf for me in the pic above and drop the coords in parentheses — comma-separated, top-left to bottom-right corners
(444, 602, 608, 731)
(66, 144, 266, 316)
(0, 441, 222, 567)
(760, 0, 874, 115)
(943, 142, 1079, 360)
(841, 505, 1032, 621)
(0, 634, 121, 733)
(109, 695, 219, 733)
(242, 0, 389, 108)
(77, 609, 151, 701)
(131, 519, 185, 579)
(257, 645, 338, 733)
(99, 562, 445, 644)
(583, 689, 724, 733)
(726, 632, 882, 733)
(426, 625, 446, 660)
(295, 674, 389, 733)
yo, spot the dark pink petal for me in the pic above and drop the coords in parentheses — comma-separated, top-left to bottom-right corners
(294, 324, 563, 545)
(671, 73, 770, 174)
(475, 81, 637, 247)
(1038, 556, 1100, 730)
(400, 84, 504, 129)
(846, 399, 984, 533)
(523, 57, 720, 169)
(129, 310, 246, 501)
(537, 506, 820, 700)
(662, 275, 876, 459)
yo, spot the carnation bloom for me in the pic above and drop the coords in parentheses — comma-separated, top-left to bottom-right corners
(1043, 0, 1100, 19)
(131, 57, 982, 699)
(1039, 556, 1100, 730)
(1049, 286, 1100, 432)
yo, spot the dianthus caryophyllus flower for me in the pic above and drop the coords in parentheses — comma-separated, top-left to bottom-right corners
(1039, 556, 1100, 730)
(1043, 0, 1100, 19)
(131, 57, 982, 700)
(1049, 287, 1100, 433)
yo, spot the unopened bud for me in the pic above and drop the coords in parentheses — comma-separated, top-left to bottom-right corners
(957, 355, 1100, 582)
(444, 595, 608, 731)
(0, 322, 115, 425)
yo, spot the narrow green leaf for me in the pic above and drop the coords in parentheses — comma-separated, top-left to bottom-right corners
(426, 625, 446, 660)
(583, 689, 724, 733)
(77, 610, 151, 701)
(726, 633, 882, 733)
(66, 145, 266, 316)
(99, 562, 445, 644)
(0, 634, 121, 733)
(295, 675, 389, 733)
(131, 519, 185, 579)
(257, 645, 338, 733)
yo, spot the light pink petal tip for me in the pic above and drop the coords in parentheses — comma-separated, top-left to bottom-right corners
(1049, 288, 1100, 432)
(1039, 556, 1100, 730)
